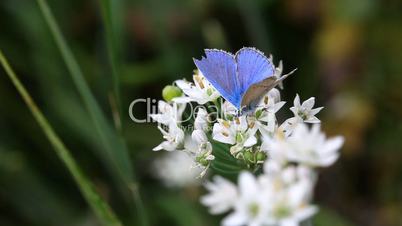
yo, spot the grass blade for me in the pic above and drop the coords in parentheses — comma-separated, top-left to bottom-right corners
(0, 50, 123, 226)
(34, 0, 132, 180)
(34, 1, 148, 225)
(99, 0, 123, 125)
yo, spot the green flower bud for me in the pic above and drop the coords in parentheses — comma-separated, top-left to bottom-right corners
(256, 152, 267, 161)
(196, 155, 210, 167)
(199, 158, 209, 166)
(243, 151, 254, 163)
(162, 85, 182, 102)
(235, 133, 244, 143)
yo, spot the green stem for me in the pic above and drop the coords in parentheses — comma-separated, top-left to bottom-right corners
(0, 50, 122, 226)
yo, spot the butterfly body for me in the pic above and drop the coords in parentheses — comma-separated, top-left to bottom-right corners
(194, 47, 292, 114)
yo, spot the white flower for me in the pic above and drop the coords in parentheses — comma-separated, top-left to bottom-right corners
(260, 129, 288, 165)
(264, 179, 317, 226)
(290, 94, 323, 124)
(222, 101, 238, 119)
(280, 117, 300, 137)
(173, 70, 220, 104)
(150, 101, 186, 125)
(185, 130, 215, 177)
(153, 124, 185, 151)
(266, 88, 282, 103)
(212, 117, 257, 155)
(192, 129, 208, 144)
(203, 167, 318, 226)
(152, 151, 202, 187)
(259, 161, 317, 226)
(253, 93, 286, 135)
(262, 160, 316, 194)
(285, 123, 344, 167)
(201, 176, 238, 214)
(222, 172, 270, 226)
(280, 95, 323, 136)
(194, 108, 210, 131)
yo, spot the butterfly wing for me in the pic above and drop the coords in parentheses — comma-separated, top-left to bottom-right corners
(241, 66, 296, 113)
(193, 49, 241, 108)
(240, 77, 277, 112)
(236, 47, 275, 109)
(236, 47, 275, 94)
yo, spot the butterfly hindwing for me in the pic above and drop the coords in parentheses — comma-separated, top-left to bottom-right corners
(193, 49, 241, 107)
(241, 77, 277, 112)
(235, 47, 275, 97)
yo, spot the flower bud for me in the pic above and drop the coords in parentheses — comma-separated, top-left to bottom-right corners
(256, 152, 267, 162)
(243, 151, 254, 163)
(162, 85, 182, 102)
(196, 155, 209, 167)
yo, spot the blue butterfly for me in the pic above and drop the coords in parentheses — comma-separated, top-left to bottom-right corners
(193, 47, 295, 114)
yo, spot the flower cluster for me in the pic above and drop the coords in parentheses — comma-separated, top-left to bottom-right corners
(202, 161, 317, 226)
(150, 60, 344, 225)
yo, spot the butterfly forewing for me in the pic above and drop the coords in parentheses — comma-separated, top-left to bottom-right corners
(193, 50, 241, 107)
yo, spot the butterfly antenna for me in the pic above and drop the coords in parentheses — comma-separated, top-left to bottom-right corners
(278, 68, 297, 82)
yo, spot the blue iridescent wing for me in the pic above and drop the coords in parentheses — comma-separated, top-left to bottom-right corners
(193, 49, 241, 108)
(235, 47, 275, 95)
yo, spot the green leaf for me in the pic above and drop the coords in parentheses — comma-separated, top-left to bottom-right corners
(0, 50, 122, 226)
(211, 141, 245, 177)
(211, 141, 238, 164)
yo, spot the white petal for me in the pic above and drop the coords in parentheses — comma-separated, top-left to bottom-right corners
(244, 135, 257, 147)
(238, 172, 259, 197)
(268, 88, 281, 102)
(274, 101, 286, 112)
(304, 116, 320, 124)
(302, 97, 315, 110)
(172, 96, 192, 103)
(317, 153, 339, 167)
(293, 94, 301, 107)
(293, 206, 318, 221)
(263, 160, 282, 174)
(192, 129, 208, 144)
(322, 136, 344, 154)
(152, 144, 163, 151)
(175, 79, 191, 90)
(222, 212, 248, 226)
(213, 133, 235, 145)
(310, 107, 323, 115)
(212, 123, 236, 144)
(280, 219, 298, 226)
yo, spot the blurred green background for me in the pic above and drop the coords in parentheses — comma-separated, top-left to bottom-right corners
(1, 0, 402, 225)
